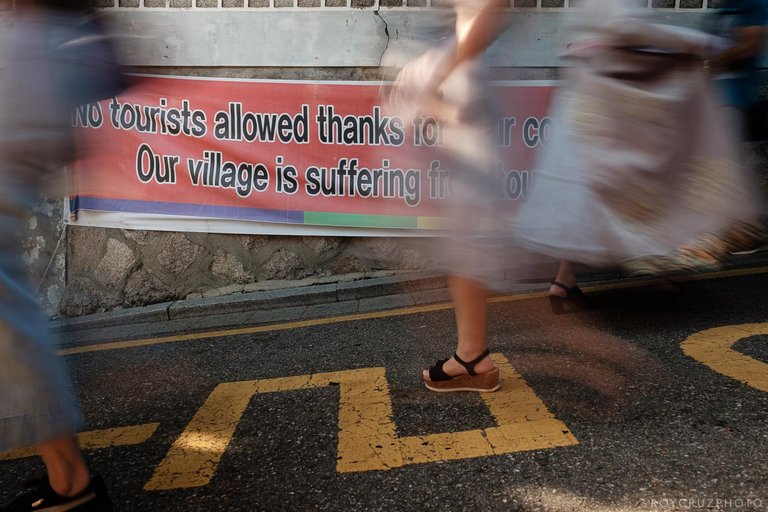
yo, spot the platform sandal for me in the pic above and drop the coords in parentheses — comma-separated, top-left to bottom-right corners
(423, 349, 500, 393)
(548, 280, 595, 315)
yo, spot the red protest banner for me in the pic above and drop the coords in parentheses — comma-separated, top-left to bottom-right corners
(71, 75, 555, 234)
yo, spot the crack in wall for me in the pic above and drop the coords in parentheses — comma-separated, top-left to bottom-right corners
(373, 10, 390, 68)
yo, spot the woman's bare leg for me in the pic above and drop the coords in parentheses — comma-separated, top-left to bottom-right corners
(423, 275, 495, 378)
(37, 435, 91, 497)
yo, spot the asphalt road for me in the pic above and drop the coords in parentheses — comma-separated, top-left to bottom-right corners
(1, 269, 767, 512)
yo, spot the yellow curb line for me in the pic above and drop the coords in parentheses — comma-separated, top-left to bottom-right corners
(60, 265, 768, 356)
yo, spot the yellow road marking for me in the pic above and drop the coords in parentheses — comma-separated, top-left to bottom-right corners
(0, 423, 160, 461)
(59, 303, 453, 356)
(144, 353, 577, 490)
(682, 323, 768, 392)
(60, 265, 768, 356)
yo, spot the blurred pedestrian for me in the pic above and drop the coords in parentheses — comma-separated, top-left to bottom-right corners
(0, 1, 127, 510)
(650, 0, 768, 273)
(514, 0, 761, 297)
(389, 0, 510, 392)
(707, 0, 768, 119)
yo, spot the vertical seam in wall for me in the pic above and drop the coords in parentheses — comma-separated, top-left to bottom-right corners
(373, 9, 389, 66)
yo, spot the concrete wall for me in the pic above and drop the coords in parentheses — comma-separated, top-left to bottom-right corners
(1, 1, 759, 317)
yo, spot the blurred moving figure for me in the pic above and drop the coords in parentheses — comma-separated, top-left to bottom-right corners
(391, 0, 712, 392)
(389, 0, 510, 392)
(0, 1, 127, 510)
(514, 0, 762, 300)
(707, 0, 768, 119)
(650, 0, 768, 273)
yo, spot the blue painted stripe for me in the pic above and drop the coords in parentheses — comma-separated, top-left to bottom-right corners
(71, 196, 305, 224)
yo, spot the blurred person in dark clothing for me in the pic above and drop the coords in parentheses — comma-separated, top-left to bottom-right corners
(707, 0, 768, 114)
(0, 1, 125, 510)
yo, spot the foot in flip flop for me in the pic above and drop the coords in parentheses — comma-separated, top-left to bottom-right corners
(422, 349, 500, 392)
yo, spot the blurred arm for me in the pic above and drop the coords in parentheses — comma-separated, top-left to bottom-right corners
(709, 25, 768, 70)
(432, 0, 508, 87)
(606, 18, 718, 56)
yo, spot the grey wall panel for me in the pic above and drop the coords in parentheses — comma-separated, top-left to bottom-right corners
(110, 11, 390, 67)
(0, 10, 725, 68)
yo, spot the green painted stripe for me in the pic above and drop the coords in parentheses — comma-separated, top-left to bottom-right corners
(303, 212, 418, 229)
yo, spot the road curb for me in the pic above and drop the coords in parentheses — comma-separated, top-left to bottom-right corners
(50, 271, 448, 334)
(49, 252, 768, 335)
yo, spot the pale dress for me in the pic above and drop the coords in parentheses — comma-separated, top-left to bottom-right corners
(514, 0, 761, 268)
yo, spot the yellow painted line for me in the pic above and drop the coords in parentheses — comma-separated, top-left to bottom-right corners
(61, 265, 768, 356)
(145, 353, 577, 490)
(395, 353, 577, 467)
(579, 265, 768, 293)
(682, 323, 768, 392)
(143, 381, 259, 490)
(59, 303, 456, 356)
(0, 423, 159, 461)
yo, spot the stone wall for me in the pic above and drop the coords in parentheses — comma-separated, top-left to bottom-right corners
(25, 200, 68, 317)
(60, 227, 434, 316)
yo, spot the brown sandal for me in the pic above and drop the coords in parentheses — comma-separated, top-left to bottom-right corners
(423, 349, 500, 393)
